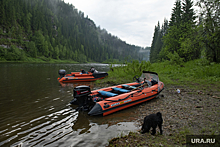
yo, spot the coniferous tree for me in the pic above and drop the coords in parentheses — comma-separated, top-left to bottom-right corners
(169, 0, 182, 27)
(34, 31, 45, 56)
(150, 24, 160, 63)
(182, 0, 196, 24)
(44, 41, 49, 57)
(0, 0, 6, 30)
(196, 0, 220, 63)
(150, 19, 168, 63)
(28, 41, 37, 58)
(161, 0, 199, 62)
(48, 42, 54, 58)
(54, 45, 59, 59)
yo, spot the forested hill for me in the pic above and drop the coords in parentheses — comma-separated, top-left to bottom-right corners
(0, 0, 144, 62)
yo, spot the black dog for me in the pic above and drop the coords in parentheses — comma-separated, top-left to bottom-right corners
(141, 112, 163, 135)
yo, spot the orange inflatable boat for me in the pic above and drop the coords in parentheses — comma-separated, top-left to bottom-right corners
(70, 71, 164, 116)
(57, 68, 108, 83)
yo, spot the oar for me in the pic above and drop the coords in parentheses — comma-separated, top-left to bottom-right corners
(131, 82, 148, 91)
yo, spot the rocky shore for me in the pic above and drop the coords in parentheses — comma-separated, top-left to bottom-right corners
(108, 85, 220, 146)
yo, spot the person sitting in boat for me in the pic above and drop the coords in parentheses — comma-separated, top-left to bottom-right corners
(89, 67, 95, 73)
(94, 69, 98, 73)
(81, 69, 87, 74)
(89, 67, 98, 73)
(144, 78, 152, 87)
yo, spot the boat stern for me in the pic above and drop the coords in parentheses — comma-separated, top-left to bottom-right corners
(88, 103, 103, 116)
(92, 72, 108, 79)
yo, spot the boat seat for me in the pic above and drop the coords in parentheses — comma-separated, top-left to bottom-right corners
(98, 91, 118, 97)
(122, 85, 136, 89)
(112, 87, 130, 93)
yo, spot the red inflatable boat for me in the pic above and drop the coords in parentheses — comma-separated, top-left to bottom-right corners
(70, 71, 164, 116)
(57, 68, 108, 83)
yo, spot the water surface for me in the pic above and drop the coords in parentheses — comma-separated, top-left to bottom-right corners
(0, 63, 139, 147)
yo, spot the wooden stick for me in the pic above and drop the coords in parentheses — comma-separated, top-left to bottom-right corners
(131, 82, 148, 91)
(212, 96, 220, 99)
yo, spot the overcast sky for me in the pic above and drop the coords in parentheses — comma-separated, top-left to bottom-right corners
(63, 0, 177, 47)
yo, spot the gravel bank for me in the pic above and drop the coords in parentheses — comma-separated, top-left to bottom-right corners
(108, 85, 220, 146)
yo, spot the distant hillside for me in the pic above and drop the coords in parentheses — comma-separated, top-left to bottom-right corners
(0, 0, 144, 62)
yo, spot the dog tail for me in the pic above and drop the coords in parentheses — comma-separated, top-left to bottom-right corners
(156, 112, 162, 117)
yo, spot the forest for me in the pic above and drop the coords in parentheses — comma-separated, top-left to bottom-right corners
(0, 0, 219, 64)
(150, 0, 219, 64)
(0, 0, 144, 63)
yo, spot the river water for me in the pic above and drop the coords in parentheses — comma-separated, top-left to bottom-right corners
(0, 63, 139, 147)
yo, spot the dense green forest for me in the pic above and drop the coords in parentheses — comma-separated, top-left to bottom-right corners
(150, 0, 220, 63)
(0, 0, 144, 63)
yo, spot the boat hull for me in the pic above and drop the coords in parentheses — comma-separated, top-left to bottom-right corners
(58, 72, 108, 83)
(71, 71, 165, 116)
(88, 81, 164, 116)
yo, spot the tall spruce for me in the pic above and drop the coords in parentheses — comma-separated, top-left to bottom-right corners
(182, 0, 196, 24)
(150, 19, 168, 63)
(169, 0, 182, 27)
(158, 1, 183, 62)
(161, 0, 199, 62)
(196, 0, 220, 63)
(150, 23, 160, 63)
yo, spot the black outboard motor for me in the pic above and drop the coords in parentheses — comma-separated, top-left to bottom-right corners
(59, 69, 66, 78)
(72, 85, 94, 111)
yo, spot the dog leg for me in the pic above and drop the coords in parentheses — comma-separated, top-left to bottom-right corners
(151, 127, 156, 135)
(158, 123, 163, 135)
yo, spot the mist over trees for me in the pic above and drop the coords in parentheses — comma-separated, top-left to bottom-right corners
(150, 0, 220, 63)
(0, 0, 143, 62)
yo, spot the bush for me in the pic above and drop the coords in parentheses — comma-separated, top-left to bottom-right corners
(167, 51, 184, 65)
(101, 59, 220, 86)
(99, 60, 152, 84)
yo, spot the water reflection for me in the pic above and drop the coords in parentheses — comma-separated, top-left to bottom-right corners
(59, 82, 94, 90)
(72, 112, 91, 135)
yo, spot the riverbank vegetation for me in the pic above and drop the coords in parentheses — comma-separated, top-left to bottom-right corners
(97, 59, 220, 87)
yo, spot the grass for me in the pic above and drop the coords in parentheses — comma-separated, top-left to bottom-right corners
(97, 59, 220, 88)
(108, 127, 191, 147)
(96, 60, 152, 85)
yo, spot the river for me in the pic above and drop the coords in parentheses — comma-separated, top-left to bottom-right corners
(0, 63, 139, 147)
